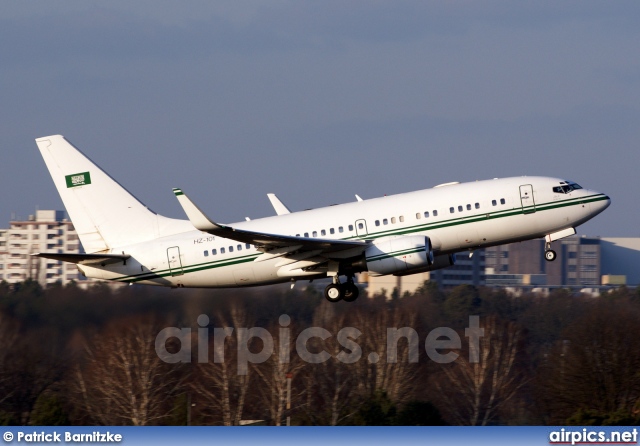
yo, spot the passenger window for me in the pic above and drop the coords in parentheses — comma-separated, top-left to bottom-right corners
(212, 249, 217, 255)
(433, 210, 438, 217)
(475, 203, 480, 209)
(383, 219, 388, 225)
(467, 204, 471, 211)
(246, 244, 251, 249)
(399, 216, 404, 222)
(349, 225, 354, 231)
(339, 227, 344, 233)
(358, 223, 364, 230)
(330, 228, 335, 234)
(375, 220, 380, 226)
(237, 244, 242, 251)
(492, 200, 497, 206)
(204, 251, 209, 257)
(450, 207, 455, 213)
(321, 229, 326, 236)
(424, 211, 429, 218)
(391, 217, 396, 224)
(304, 232, 309, 237)
(500, 198, 506, 205)
(229, 246, 234, 252)
(220, 247, 225, 254)
(416, 213, 421, 219)
(458, 205, 463, 212)
(312, 231, 318, 237)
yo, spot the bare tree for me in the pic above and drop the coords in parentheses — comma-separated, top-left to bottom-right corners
(350, 301, 421, 405)
(71, 315, 185, 425)
(300, 302, 360, 425)
(191, 302, 253, 426)
(252, 315, 305, 426)
(434, 316, 527, 426)
(536, 302, 640, 423)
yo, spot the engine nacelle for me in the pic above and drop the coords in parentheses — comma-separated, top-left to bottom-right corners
(365, 235, 434, 276)
(393, 253, 456, 276)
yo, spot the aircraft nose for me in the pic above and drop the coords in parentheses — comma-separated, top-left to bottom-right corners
(592, 192, 611, 213)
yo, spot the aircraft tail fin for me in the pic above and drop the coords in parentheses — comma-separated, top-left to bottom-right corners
(35, 135, 182, 253)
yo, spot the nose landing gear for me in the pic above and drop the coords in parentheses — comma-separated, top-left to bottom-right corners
(544, 240, 557, 262)
(544, 249, 557, 262)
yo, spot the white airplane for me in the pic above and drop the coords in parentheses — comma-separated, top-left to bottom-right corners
(34, 135, 610, 302)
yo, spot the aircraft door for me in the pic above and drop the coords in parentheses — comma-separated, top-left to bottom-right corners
(520, 184, 536, 214)
(355, 219, 368, 237)
(167, 246, 184, 276)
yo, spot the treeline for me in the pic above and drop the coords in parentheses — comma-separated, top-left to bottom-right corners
(1, 279, 640, 426)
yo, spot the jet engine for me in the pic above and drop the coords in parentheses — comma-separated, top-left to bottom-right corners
(364, 235, 435, 276)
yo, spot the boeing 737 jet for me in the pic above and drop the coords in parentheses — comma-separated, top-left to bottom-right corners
(34, 135, 610, 302)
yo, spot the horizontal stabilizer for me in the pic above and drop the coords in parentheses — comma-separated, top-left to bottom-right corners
(33, 252, 130, 265)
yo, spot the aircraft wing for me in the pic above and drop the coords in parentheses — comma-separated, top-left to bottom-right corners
(173, 188, 367, 257)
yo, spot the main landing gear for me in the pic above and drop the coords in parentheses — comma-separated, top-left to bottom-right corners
(544, 240, 557, 262)
(324, 276, 359, 303)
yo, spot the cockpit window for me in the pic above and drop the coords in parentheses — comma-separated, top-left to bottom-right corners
(553, 181, 583, 194)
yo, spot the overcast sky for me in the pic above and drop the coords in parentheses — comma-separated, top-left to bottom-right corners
(2, 1, 639, 237)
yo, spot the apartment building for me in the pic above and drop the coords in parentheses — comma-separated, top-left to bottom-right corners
(0, 210, 83, 286)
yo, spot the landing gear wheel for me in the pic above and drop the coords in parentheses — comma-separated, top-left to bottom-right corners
(545, 249, 557, 262)
(324, 283, 343, 302)
(342, 283, 360, 302)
